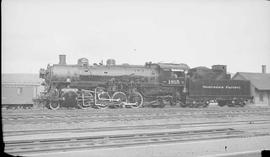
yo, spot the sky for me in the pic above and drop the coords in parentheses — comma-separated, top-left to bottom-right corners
(2, 0, 270, 74)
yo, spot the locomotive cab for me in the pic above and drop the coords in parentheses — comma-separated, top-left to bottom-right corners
(157, 63, 189, 86)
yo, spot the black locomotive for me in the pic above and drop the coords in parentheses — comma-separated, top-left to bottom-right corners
(39, 55, 251, 110)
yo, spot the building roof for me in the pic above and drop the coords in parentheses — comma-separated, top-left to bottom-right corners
(232, 72, 270, 90)
(2, 73, 41, 85)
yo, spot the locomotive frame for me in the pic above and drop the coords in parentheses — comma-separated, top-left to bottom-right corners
(39, 55, 252, 110)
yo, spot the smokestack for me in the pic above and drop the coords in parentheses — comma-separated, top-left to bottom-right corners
(262, 65, 266, 74)
(59, 55, 66, 65)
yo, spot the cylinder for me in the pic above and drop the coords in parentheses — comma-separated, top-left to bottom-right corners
(59, 55, 66, 65)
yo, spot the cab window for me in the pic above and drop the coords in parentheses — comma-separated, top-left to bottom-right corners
(173, 71, 184, 78)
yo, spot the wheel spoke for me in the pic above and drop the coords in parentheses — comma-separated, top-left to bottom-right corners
(128, 92, 143, 108)
(95, 92, 110, 109)
(112, 92, 127, 108)
(77, 90, 93, 109)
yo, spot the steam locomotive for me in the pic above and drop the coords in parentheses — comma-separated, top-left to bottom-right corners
(39, 55, 251, 110)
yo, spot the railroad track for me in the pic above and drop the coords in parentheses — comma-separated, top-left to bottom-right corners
(4, 119, 270, 137)
(3, 108, 270, 124)
(3, 113, 270, 127)
(4, 108, 270, 156)
(7, 127, 267, 156)
(3, 106, 270, 116)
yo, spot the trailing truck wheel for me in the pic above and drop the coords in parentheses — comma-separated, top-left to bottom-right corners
(158, 98, 166, 108)
(179, 101, 188, 108)
(49, 101, 60, 110)
(128, 92, 143, 108)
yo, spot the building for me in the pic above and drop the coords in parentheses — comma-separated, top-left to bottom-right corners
(232, 72, 270, 106)
(1, 73, 42, 108)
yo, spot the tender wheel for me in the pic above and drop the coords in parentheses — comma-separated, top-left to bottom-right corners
(96, 92, 110, 109)
(218, 100, 226, 107)
(202, 100, 209, 108)
(239, 101, 246, 107)
(112, 92, 127, 107)
(77, 91, 93, 109)
(128, 92, 143, 108)
(49, 101, 60, 110)
(228, 100, 235, 107)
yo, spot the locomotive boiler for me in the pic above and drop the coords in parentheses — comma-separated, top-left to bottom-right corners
(39, 55, 189, 110)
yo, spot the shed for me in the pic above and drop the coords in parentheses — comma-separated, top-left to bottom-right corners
(1, 73, 42, 108)
(232, 72, 270, 106)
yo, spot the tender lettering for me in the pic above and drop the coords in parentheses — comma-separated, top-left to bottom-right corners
(202, 85, 240, 89)
(202, 85, 224, 89)
(225, 86, 240, 89)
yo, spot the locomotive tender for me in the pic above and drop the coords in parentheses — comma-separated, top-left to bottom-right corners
(39, 55, 251, 110)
